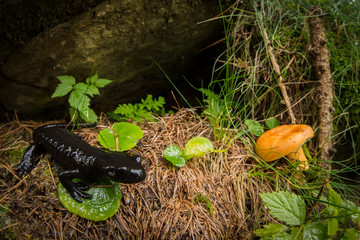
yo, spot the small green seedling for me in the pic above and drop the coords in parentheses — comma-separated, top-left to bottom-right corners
(52, 74, 112, 123)
(58, 178, 122, 221)
(98, 122, 143, 151)
(194, 193, 214, 215)
(163, 137, 224, 167)
(244, 117, 279, 136)
(110, 94, 166, 122)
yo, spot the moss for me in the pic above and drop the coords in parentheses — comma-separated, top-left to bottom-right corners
(3, 146, 27, 166)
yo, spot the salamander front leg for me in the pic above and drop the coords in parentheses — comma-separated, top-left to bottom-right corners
(17, 144, 42, 178)
(58, 170, 91, 203)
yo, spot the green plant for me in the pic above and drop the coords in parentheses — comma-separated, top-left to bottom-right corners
(193, 193, 214, 215)
(255, 187, 360, 239)
(163, 136, 222, 167)
(97, 122, 143, 151)
(109, 94, 166, 122)
(52, 74, 112, 123)
(58, 178, 122, 221)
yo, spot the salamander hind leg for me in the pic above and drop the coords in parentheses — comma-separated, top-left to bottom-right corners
(17, 144, 42, 178)
(58, 170, 91, 203)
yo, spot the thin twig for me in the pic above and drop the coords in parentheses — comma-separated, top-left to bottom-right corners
(258, 18, 297, 124)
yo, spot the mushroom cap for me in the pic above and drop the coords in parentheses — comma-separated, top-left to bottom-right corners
(255, 125, 314, 162)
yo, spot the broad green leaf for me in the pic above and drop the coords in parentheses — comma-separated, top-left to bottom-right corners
(80, 108, 98, 123)
(183, 137, 214, 160)
(339, 199, 360, 224)
(73, 82, 90, 95)
(58, 178, 122, 221)
(163, 145, 186, 167)
(98, 122, 143, 151)
(86, 74, 98, 84)
(95, 78, 112, 88)
(265, 117, 280, 129)
(341, 228, 360, 240)
(303, 221, 328, 240)
(52, 83, 74, 98)
(57, 75, 76, 85)
(98, 129, 117, 151)
(87, 84, 100, 96)
(113, 122, 143, 151)
(68, 89, 91, 111)
(327, 218, 338, 236)
(244, 119, 264, 136)
(254, 223, 288, 237)
(328, 185, 343, 209)
(262, 232, 293, 240)
(260, 191, 306, 226)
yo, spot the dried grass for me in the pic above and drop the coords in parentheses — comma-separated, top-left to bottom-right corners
(0, 109, 273, 239)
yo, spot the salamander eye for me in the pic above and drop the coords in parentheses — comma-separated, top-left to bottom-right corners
(117, 167, 128, 176)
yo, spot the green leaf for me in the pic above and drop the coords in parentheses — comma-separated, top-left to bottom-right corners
(52, 83, 74, 98)
(263, 232, 293, 240)
(73, 82, 90, 95)
(113, 122, 143, 151)
(68, 89, 91, 111)
(98, 122, 143, 151)
(80, 108, 98, 123)
(341, 228, 360, 240)
(303, 221, 328, 240)
(58, 178, 122, 221)
(87, 84, 100, 96)
(86, 74, 98, 84)
(52, 75, 76, 98)
(260, 191, 306, 226)
(183, 137, 214, 160)
(244, 119, 264, 136)
(254, 223, 288, 238)
(327, 218, 338, 236)
(95, 78, 112, 88)
(163, 145, 186, 167)
(57, 75, 76, 85)
(98, 129, 117, 151)
(265, 118, 280, 129)
(328, 185, 343, 209)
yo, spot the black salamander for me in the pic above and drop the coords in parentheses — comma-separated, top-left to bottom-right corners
(17, 123, 146, 202)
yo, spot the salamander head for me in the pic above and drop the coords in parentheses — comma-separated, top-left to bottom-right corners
(100, 154, 146, 183)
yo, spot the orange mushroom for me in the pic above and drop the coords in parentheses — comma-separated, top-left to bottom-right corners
(255, 125, 314, 170)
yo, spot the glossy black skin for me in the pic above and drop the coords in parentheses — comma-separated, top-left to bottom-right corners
(17, 124, 146, 202)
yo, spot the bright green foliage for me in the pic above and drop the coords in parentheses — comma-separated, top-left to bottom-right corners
(260, 191, 306, 226)
(254, 223, 288, 238)
(98, 122, 143, 151)
(256, 186, 360, 239)
(111, 94, 166, 122)
(183, 137, 215, 160)
(163, 145, 186, 167)
(265, 118, 280, 129)
(163, 136, 220, 167)
(58, 178, 122, 221)
(245, 119, 264, 136)
(245, 118, 279, 136)
(51, 74, 112, 123)
(193, 193, 214, 215)
(302, 221, 328, 240)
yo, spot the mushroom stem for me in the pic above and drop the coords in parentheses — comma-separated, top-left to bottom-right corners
(287, 147, 309, 170)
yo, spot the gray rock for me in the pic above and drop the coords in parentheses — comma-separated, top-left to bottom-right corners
(1, 0, 223, 119)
